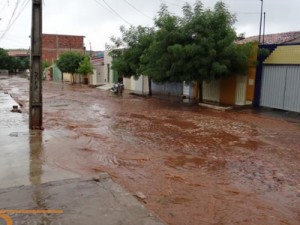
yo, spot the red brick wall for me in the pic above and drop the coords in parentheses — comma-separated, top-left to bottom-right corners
(42, 34, 85, 62)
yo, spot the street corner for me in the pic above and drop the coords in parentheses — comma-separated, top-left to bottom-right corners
(0, 177, 166, 225)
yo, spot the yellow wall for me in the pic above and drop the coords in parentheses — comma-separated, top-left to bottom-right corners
(202, 43, 258, 105)
(264, 45, 300, 64)
(220, 75, 237, 105)
(63, 73, 72, 82)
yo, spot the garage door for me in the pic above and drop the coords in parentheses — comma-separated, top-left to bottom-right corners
(261, 65, 300, 113)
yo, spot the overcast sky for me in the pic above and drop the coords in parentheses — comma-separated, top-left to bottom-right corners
(0, 0, 299, 50)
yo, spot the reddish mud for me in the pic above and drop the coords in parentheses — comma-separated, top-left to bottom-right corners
(1, 77, 300, 225)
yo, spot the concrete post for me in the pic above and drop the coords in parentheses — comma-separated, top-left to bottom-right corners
(29, 0, 43, 130)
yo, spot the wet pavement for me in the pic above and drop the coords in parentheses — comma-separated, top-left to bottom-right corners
(0, 79, 166, 225)
(0, 76, 300, 225)
(0, 92, 79, 189)
(0, 176, 165, 225)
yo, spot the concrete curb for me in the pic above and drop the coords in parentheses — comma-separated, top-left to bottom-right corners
(198, 103, 233, 111)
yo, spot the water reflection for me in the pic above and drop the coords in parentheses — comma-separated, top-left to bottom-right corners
(29, 132, 43, 186)
(29, 132, 51, 224)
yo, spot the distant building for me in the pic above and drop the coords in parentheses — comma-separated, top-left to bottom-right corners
(7, 49, 29, 59)
(237, 31, 300, 45)
(42, 34, 85, 63)
(90, 51, 105, 84)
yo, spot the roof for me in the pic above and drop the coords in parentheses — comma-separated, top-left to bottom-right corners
(264, 45, 300, 65)
(237, 31, 300, 45)
(42, 33, 85, 38)
(7, 49, 29, 57)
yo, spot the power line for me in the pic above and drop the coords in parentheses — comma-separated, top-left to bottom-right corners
(101, 0, 132, 25)
(0, 0, 30, 41)
(122, 0, 152, 20)
(93, 0, 117, 17)
(0, 0, 21, 40)
(6, 0, 21, 28)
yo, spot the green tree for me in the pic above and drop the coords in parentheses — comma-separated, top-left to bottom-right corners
(0, 48, 10, 69)
(20, 57, 29, 70)
(42, 61, 51, 70)
(8, 57, 21, 73)
(109, 25, 155, 95)
(108, 1, 253, 101)
(77, 56, 93, 84)
(143, 1, 252, 101)
(0, 49, 29, 73)
(56, 51, 84, 83)
(7, 56, 30, 73)
(140, 4, 183, 83)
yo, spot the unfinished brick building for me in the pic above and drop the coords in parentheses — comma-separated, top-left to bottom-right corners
(42, 34, 85, 63)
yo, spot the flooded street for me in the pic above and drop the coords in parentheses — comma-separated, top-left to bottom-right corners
(1, 76, 300, 225)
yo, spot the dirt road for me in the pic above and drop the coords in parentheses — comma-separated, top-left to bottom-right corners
(1, 76, 299, 225)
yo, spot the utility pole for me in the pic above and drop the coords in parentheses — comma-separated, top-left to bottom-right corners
(258, 0, 264, 44)
(263, 12, 266, 44)
(29, 0, 43, 130)
(89, 41, 92, 57)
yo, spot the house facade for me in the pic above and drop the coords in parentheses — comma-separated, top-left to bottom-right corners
(42, 34, 85, 63)
(90, 51, 105, 85)
(103, 50, 118, 84)
(202, 41, 258, 106)
(204, 31, 300, 107)
(255, 44, 300, 113)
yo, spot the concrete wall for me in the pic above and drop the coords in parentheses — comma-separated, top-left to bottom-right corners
(0, 70, 9, 76)
(203, 80, 220, 102)
(152, 82, 183, 97)
(62, 73, 81, 83)
(235, 75, 247, 105)
(104, 51, 114, 83)
(91, 60, 105, 83)
(203, 75, 249, 106)
(124, 76, 149, 94)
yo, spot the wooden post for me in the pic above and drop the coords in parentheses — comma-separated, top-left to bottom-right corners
(29, 0, 43, 130)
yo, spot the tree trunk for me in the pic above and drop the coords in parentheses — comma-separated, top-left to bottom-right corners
(148, 77, 152, 96)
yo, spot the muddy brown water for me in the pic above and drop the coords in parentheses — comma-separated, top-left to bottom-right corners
(1, 77, 300, 225)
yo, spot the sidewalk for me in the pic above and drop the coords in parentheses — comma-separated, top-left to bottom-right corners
(0, 176, 165, 225)
(0, 92, 165, 225)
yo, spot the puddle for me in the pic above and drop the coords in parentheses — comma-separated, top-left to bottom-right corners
(0, 93, 78, 189)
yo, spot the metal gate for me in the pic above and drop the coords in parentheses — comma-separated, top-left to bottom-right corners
(261, 65, 300, 112)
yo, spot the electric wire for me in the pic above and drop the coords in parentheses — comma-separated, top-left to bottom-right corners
(122, 0, 152, 20)
(101, 0, 132, 25)
(0, 0, 30, 41)
(93, 0, 117, 17)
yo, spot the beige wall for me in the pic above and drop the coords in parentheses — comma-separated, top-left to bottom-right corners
(235, 75, 247, 105)
(63, 73, 81, 83)
(203, 80, 221, 102)
(124, 75, 149, 94)
(104, 50, 114, 83)
(91, 61, 105, 83)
